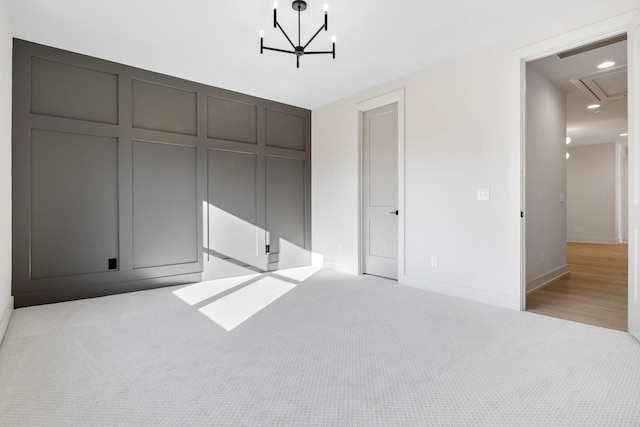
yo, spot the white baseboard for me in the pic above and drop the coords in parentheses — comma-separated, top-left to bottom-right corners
(0, 296, 14, 345)
(526, 265, 569, 294)
(567, 237, 620, 244)
(399, 275, 519, 310)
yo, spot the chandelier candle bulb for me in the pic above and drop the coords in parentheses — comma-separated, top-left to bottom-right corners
(332, 35, 336, 58)
(324, 4, 328, 30)
(273, 2, 278, 28)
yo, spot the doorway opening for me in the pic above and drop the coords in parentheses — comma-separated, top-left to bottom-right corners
(523, 34, 629, 331)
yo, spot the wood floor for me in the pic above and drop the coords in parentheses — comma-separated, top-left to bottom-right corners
(527, 242, 628, 331)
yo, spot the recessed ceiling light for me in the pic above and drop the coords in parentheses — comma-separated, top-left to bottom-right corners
(566, 137, 571, 145)
(587, 104, 600, 109)
(566, 152, 570, 159)
(598, 61, 615, 69)
(620, 133, 628, 137)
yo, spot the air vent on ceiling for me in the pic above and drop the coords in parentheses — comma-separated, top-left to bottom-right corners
(570, 65, 627, 103)
(556, 33, 627, 59)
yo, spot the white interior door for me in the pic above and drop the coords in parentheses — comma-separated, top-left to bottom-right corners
(628, 13, 640, 340)
(363, 103, 398, 279)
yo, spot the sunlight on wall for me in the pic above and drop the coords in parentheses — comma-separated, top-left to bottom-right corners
(277, 237, 311, 266)
(203, 201, 319, 272)
(207, 204, 261, 262)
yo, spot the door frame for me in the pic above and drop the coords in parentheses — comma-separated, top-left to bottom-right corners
(510, 12, 638, 314)
(617, 143, 629, 243)
(355, 89, 405, 278)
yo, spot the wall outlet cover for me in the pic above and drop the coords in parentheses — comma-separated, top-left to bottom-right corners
(476, 188, 490, 201)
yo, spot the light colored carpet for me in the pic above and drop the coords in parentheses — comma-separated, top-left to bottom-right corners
(1, 269, 639, 426)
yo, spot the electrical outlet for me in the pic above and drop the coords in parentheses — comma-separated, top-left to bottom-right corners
(430, 256, 438, 267)
(574, 226, 584, 233)
(108, 258, 117, 270)
(542, 251, 546, 263)
(476, 188, 490, 201)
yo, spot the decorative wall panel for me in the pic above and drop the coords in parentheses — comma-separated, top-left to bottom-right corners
(132, 141, 198, 268)
(207, 97, 257, 144)
(30, 129, 118, 278)
(31, 57, 118, 124)
(132, 80, 197, 135)
(265, 109, 305, 150)
(207, 149, 260, 263)
(266, 156, 306, 257)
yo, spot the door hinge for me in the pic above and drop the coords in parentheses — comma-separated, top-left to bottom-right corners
(266, 244, 270, 254)
(520, 211, 524, 218)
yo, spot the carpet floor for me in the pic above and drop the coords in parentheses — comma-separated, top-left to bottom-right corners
(1, 268, 639, 426)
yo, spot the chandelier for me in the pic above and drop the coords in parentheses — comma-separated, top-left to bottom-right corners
(260, 1, 336, 68)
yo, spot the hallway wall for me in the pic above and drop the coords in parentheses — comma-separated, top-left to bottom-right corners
(525, 65, 568, 292)
(567, 142, 618, 243)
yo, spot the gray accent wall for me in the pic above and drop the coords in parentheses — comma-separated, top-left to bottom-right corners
(12, 39, 311, 307)
(525, 65, 568, 293)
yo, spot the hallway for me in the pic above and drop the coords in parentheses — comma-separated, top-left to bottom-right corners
(527, 242, 628, 331)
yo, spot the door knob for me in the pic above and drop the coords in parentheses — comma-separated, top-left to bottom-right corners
(389, 210, 398, 215)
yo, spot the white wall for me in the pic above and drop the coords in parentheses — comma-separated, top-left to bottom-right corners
(0, 0, 12, 342)
(525, 65, 568, 292)
(312, 2, 640, 310)
(314, 43, 516, 307)
(567, 142, 618, 243)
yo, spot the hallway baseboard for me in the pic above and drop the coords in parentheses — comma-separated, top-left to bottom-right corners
(526, 265, 569, 294)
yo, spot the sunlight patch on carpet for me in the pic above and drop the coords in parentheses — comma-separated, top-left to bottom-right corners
(172, 274, 261, 306)
(272, 266, 321, 282)
(198, 276, 296, 331)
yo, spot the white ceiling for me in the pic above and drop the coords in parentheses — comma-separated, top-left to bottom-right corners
(531, 40, 628, 147)
(4, 0, 618, 109)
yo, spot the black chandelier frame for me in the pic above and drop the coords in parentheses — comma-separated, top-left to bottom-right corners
(260, 0, 336, 68)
